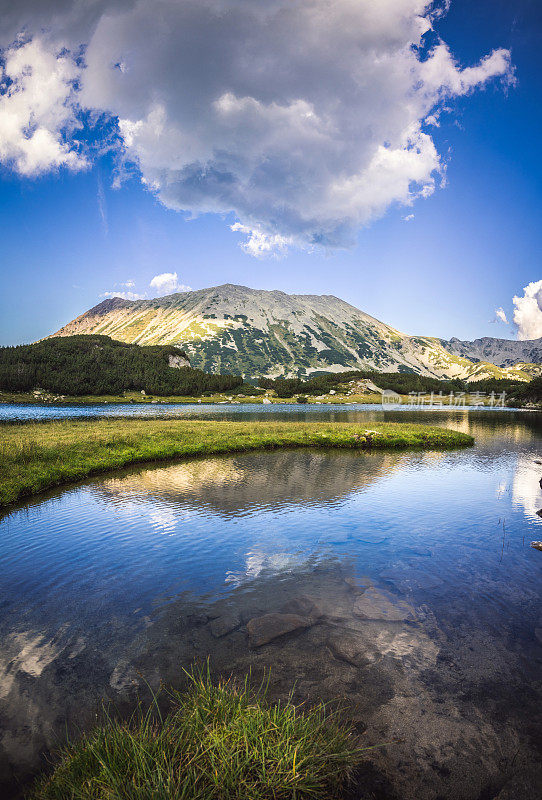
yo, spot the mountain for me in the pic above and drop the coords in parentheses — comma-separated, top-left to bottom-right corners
(50, 284, 542, 382)
(440, 335, 542, 368)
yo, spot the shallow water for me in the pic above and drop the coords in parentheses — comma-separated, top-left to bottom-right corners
(0, 409, 541, 798)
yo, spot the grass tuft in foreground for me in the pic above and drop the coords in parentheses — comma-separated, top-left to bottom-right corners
(30, 670, 359, 800)
(0, 418, 473, 508)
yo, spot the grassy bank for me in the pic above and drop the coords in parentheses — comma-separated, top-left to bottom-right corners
(0, 419, 473, 508)
(1, 389, 525, 406)
(30, 671, 358, 800)
(0, 389, 384, 405)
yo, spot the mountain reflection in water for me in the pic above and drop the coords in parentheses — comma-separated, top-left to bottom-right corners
(92, 449, 404, 515)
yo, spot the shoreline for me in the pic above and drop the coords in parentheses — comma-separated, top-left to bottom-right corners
(0, 400, 538, 418)
(1, 396, 538, 413)
(0, 418, 473, 509)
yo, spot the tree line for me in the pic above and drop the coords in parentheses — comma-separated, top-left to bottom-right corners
(258, 370, 530, 398)
(0, 335, 243, 396)
(2, 334, 538, 404)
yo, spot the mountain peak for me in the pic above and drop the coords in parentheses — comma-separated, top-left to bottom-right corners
(50, 284, 542, 382)
(90, 297, 134, 313)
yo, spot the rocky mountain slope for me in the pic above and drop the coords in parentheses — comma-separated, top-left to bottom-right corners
(440, 335, 542, 367)
(50, 284, 542, 382)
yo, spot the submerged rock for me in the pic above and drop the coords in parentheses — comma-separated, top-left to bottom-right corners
(353, 588, 416, 621)
(343, 576, 368, 594)
(327, 632, 369, 667)
(380, 568, 443, 591)
(247, 612, 311, 647)
(492, 769, 542, 799)
(209, 613, 241, 638)
(328, 620, 438, 670)
(372, 625, 439, 669)
(109, 660, 140, 692)
(403, 546, 433, 557)
(530, 541, 542, 551)
(280, 595, 322, 621)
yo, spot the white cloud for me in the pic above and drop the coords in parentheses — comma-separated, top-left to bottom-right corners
(149, 272, 192, 295)
(97, 173, 108, 234)
(230, 223, 292, 259)
(403, 214, 415, 222)
(493, 307, 508, 324)
(99, 290, 146, 300)
(0, 0, 514, 253)
(513, 280, 542, 340)
(100, 274, 192, 300)
(0, 37, 86, 175)
(424, 114, 440, 127)
(99, 278, 142, 299)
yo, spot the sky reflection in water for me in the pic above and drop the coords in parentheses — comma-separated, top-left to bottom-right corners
(0, 409, 540, 795)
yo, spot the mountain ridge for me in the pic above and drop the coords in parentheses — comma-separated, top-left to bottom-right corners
(50, 284, 542, 382)
(439, 335, 542, 368)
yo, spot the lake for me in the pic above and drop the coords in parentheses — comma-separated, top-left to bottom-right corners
(0, 406, 541, 798)
(0, 400, 523, 422)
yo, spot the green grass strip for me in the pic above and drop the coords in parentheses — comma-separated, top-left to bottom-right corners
(0, 418, 473, 508)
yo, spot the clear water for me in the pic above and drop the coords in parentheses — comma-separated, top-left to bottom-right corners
(0, 401, 377, 421)
(0, 408, 541, 798)
(0, 400, 521, 422)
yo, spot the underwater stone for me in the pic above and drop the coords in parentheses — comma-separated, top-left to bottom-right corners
(280, 596, 322, 620)
(353, 588, 416, 621)
(209, 613, 241, 638)
(247, 613, 311, 647)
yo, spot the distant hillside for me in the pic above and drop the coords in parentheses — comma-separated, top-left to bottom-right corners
(50, 284, 542, 383)
(440, 335, 542, 367)
(0, 335, 242, 396)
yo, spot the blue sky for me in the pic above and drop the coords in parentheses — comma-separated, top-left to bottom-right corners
(0, 0, 541, 346)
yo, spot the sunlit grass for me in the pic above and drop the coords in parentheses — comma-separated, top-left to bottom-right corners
(29, 670, 361, 800)
(0, 390, 385, 404)
(0, 418, 473, 507)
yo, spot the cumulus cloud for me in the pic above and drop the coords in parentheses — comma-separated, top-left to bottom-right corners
(230, 223, 292, 259)
(513, 280, 542, 340)
(149, 272, 191, 295)
(100, 290, 146, 300)
(0, 37, 87, 175)
(490, 307, 508, 324)
(0, 0, 514, 252)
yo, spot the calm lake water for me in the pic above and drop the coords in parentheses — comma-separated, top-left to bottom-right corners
(0, 407, 541, 798)
(0, 400, 522, 422)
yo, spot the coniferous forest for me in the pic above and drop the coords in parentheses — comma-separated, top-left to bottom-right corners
(0, 335, 243, 396)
